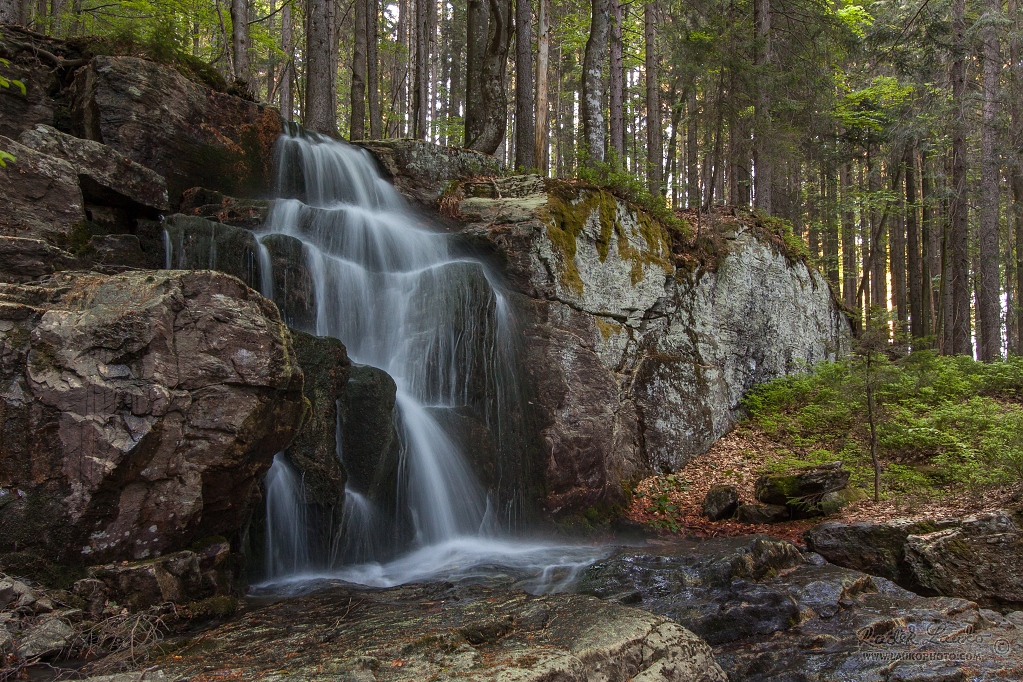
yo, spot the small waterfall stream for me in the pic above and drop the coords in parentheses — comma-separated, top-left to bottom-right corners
(190, 128, 605, 590)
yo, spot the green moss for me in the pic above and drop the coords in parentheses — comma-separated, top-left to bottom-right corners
(595, 318, 623, 340)
(180, 595, 239, 622)
(540, 182, 674, 294)
(188, 535, 228, 553)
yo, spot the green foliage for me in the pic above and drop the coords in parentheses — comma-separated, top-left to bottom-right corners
(744, 352, 1023, 499)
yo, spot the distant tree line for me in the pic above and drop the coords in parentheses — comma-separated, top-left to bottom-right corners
(5, 0, 1023, 360)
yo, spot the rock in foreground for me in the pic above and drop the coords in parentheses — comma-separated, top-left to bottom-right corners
(0, 270, 307, 564)
(146, 582, 727, 682)
(580, 537, 1023, 681)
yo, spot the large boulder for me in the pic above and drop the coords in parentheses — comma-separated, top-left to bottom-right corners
(456, 178, 851, 513)
(0, 135, 85, 242)
(357, 139, 502, 207)
(144, 581, 727, 682)
(340, 364, 401, 506)
(0, 270, 307, 564)
(804, 518, 957, 588)
(283, 331, 350, 562)
(754, 462, 850, 518)
(905, 511, 1023, 610)
(71, 56, 283, 202)
(179, 187, 270, 228)
(18, 124, 170, 215)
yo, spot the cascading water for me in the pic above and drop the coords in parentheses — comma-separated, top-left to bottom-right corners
(244, 128, 605, 589)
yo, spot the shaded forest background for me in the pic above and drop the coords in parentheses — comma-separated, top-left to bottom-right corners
(2, 0, 1022, 360)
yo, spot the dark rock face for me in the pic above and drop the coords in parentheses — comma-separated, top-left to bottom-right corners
(702, 485, 739, 521)
(580, 537, 1023, 681)
(284, 331, 350, 561)
(18, 124, 170, 215)
(146, 581, 726, 682)
(86, 542, 234, 611)
(735, 503, 789, 524)
(163, 214, 264, 286)
(356, 139, 502, 207)
(179, 187, 270, 227)
(71, 56, 282, 202)
(806, 513, 1023, 611)
(0, 237, 75, 283)
(0, 61, 57, 139)
(755, 461, 850, 517)
(0, 135, 84, 241)
(340, 364, 401, 507)
(804, 518, 955, 587)
(905, 512, 1023, 610)
(0, 270, 307, 564)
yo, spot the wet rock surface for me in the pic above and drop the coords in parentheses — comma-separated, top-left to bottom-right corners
(146, 581, 726, 682)
(0, 270, 307, 564)
(580, 537, 1023, 681)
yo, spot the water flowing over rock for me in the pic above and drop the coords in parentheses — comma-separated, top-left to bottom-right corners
(0, 270, 306, 564)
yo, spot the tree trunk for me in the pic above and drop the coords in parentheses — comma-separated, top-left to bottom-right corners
(514, 0, 535, 169)
(921, 146, 936, 340)
(280, 2, 294, 121)
(687, 91, 699, 209)
(905, 144, 923, 343)
(368, 0, 382, 138)
(231, 0, 251, 87)
(535, 0, 550, 173)
(1012, 0, 1023, 354)
(978, 0, 1002, 360)
(581, 0, 610, 165)
(465, 0, 512, 154)
(305, 0, 338, 135)
(842, 163, 858, 310)
(1014, 168, 1023, 355)
(825, 163, 840, 290)
(752, 0, 772, 213)
(950, 0, 973, 356)
(351, 0, 368, 141)
(645, 3, 662, 195)
(891, 164, 908, 334)
(413, 0, 428, 139)
(465, 0, 489, 146)
(609, 0, 625, 160)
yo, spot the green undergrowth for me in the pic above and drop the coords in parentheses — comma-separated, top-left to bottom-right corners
(743, 352, 1023, 500)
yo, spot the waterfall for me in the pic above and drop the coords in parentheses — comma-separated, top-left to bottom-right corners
(245, 129, 604, 590)
(263, 454, 310, 578)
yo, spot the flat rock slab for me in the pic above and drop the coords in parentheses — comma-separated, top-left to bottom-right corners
(147, 582, 726, 682)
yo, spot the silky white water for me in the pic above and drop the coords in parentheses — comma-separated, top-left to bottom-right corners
(256, 129, 604, 591)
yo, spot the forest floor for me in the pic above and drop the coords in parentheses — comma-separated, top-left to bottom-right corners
(623, 424, 1023, 545)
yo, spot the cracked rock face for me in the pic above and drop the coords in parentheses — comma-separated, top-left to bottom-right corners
(455, 178, 851, 513)
(145, 581, 727, 682)
(0, 270, 306, 563)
